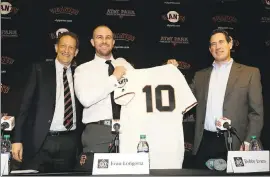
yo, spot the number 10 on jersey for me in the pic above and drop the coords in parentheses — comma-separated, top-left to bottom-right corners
(143, 85, 175, 112)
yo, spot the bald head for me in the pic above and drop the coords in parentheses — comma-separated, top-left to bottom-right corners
(92, 25, 114, 39)
(91, 25, 115, 59)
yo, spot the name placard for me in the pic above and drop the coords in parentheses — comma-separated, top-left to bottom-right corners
(1, 153, 10, 176)
(92, 153, 150, 175)
(227, 151, 269, 173)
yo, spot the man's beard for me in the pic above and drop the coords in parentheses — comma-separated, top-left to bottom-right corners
(97, 49, 112, 57)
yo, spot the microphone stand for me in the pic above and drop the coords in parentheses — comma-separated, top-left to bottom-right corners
(225, 126, 245, 151)
(227, 129, 233, 151)
(108, 128, 120, 153)
(115, 131, 119, 153)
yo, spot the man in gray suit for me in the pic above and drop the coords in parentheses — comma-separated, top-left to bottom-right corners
(190, 29, 264, 169)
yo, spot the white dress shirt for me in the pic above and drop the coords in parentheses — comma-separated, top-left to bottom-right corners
(204, 59, 233, 132)
(50, 59, 76, 131)
(74, 54, 134, 124)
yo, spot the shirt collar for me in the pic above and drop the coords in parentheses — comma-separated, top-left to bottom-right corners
(212, 58, 234, 69)
(94, 54, 115, 63)
(55, 59, 71, 73)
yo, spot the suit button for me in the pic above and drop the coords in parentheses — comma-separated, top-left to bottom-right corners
(201, 122, 204, 125)
(48, 120, 51, 123)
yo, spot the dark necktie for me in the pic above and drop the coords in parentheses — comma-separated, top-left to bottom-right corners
(105, 60, 121, 120)
(63, 67, 73, 130)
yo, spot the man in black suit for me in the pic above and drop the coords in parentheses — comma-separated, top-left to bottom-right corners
(11, 32, 84, 172)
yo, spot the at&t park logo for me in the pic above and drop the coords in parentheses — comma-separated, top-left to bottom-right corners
(50, 6, 79, 23)
(162, 11, 185, 28)
(1, 1, 19, 20)
(106, 9, 135, 19)
(49, 28, 69, 39)
(114, 33, 135, 49)
(1, 56, 15, 64)
(212, 15, 237, 23)
(1, 30, 18, 38)
(261, 16, 270, 23)
(160, 36, 189, 46)
(164, 0, 181, 5)
(262, 0, 270, 10)
(1, 83, 10, 94)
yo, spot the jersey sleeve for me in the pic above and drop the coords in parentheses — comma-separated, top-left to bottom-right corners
(114, 70, 135, 106)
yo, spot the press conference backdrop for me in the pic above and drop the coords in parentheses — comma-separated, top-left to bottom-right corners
(1, 0, 270, 167)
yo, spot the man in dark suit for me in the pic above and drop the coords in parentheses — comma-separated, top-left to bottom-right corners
(11, 31, 84, 172)
(189, 29, 264, 169)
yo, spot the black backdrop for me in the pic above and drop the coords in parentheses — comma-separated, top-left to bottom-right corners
(1, 0, 270, 167)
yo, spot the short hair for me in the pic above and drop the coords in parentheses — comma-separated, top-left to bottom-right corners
(92, 25, 114, 39)
(209, 28, 231, 45)
(56, 31, 79, 49)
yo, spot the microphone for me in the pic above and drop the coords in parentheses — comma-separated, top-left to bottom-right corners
(111, 119, 121, 132)
(113, 123, 120, 132)
(1, 116, 15, 131)
(1, 122, 9, 130)
(216, 117, 237, 134)
(216, 117, 244, 151)
(109, 120, 121, 153)
(223, 122, 230, 129)
(215, 117, 231, 131)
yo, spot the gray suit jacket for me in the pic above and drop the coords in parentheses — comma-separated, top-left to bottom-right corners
(191, 61, 264, 155)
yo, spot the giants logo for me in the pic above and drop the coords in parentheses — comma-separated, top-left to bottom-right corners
(0, 2, 12, 15)
(1, 56, 14, 64)
(49, 28, 69, 39)
(262, 0, 270, 9)
(234, 157, 244, 167)
(80, 155, 87, 166)
(1, 83, 10, 94)
(1, 1, 19, 19)
(212, 15, 237, 23)
(118, 77, 128, 88)
(164, 11, 185, 23)
(97, 159, 109, 168)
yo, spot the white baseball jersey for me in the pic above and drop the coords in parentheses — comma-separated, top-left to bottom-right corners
(114, 64, 197, 169)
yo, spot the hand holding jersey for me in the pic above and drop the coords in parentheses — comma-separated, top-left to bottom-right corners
(112, 66, 126, 81)
(112, 58, 134, 80)
(114, 64, 197, 169)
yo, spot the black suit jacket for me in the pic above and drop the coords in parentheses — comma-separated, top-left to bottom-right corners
(14, 61, 84, 161)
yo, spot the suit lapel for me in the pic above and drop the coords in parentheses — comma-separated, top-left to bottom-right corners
(224, 62, 242, 101)
(43, 62, 56, 102)
(204, 67, 213, 102)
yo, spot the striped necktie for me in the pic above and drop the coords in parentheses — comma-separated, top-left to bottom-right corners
(63, 67, 73, 130)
